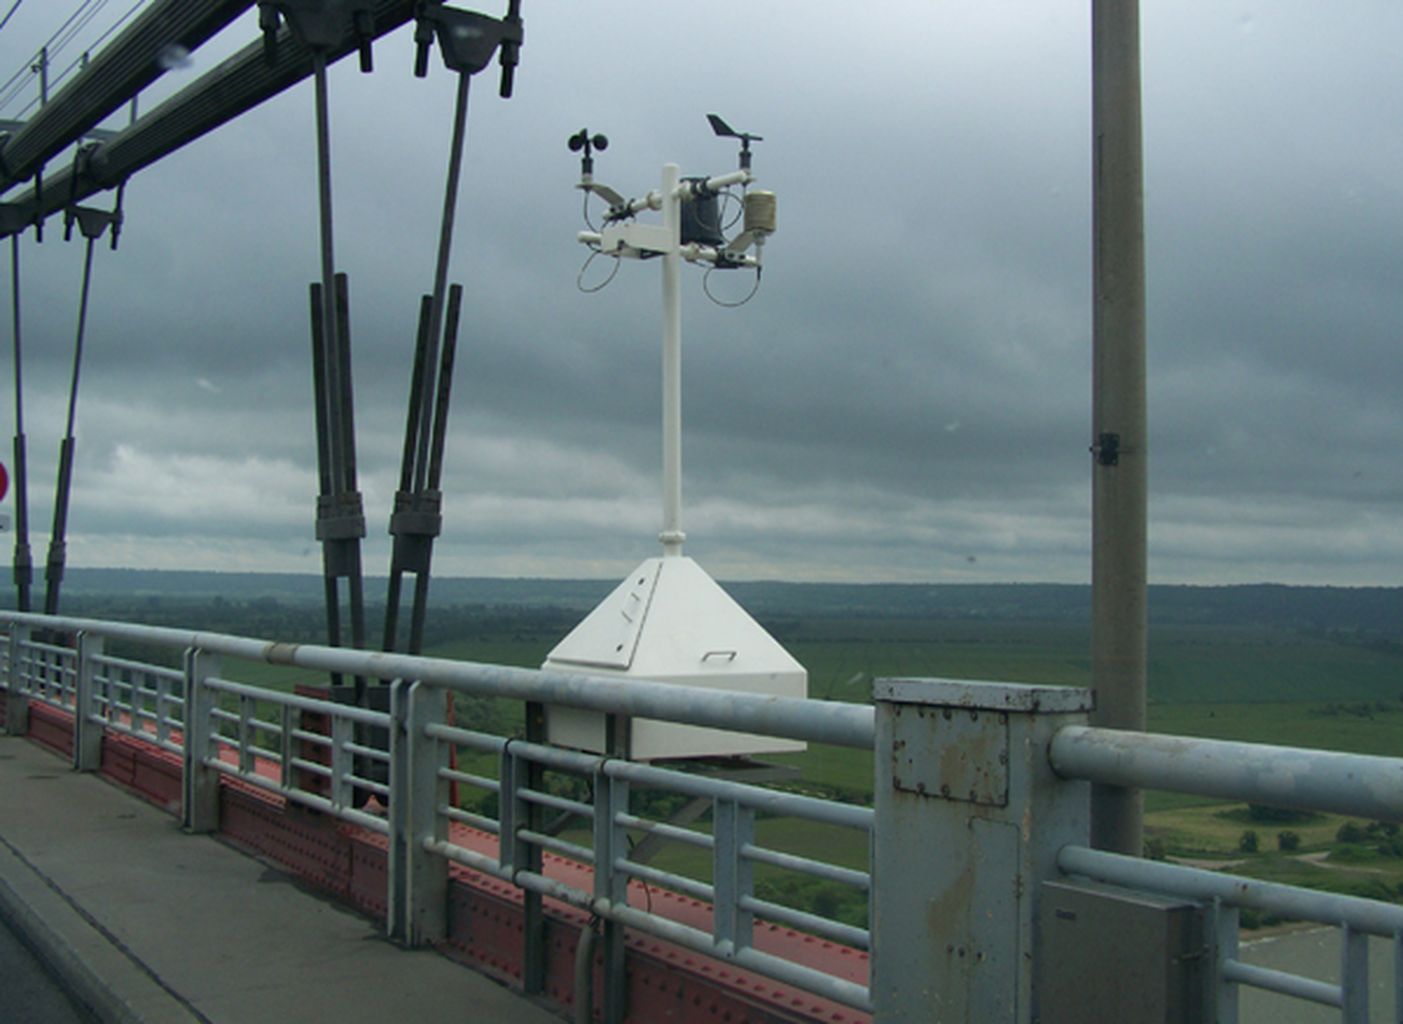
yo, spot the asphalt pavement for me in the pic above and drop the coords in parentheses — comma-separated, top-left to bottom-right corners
(0, 734, 561, 1024)
(0, 911, 94, 1023)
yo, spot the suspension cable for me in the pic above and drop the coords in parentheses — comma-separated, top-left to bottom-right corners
(11, 0, 146, 121)
(0, 0, 26, 34)
(0, 0, 99, 115)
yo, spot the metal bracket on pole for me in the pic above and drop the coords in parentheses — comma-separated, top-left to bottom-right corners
(1092, 431, 1120, 467)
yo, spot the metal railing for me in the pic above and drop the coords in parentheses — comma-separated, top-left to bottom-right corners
(0, 612, 876, 1019)
(16, 635, 77, 711)
(92, 653, 185, 755)
(1050, 726, 1403, 1023)
(3, 610, 1402, 1023)
(416, 718, 873, 1009)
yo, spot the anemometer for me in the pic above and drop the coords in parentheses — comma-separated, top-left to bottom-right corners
(571, 114, 776, 287)
(567, 114, 777, 556)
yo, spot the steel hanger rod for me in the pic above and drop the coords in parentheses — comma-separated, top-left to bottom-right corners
(43, 230, 99, 615)
(8, 233, 31, 610)
(411, 71, 470, 495)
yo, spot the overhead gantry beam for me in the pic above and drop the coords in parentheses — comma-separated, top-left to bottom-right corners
(0, 0, 418, 238)
(0, 0, 256, 195)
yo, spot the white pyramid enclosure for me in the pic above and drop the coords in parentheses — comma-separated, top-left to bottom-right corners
(543, 556, 807, 760)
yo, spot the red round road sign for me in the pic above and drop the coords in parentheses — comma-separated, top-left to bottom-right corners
(0, 461, 8, 502)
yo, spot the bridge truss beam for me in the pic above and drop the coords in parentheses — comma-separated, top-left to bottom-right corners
(0, 0, 255, 196)
(0, 0, 417, 238)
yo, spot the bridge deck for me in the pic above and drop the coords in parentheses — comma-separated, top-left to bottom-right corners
(0, 734, 560, 1024)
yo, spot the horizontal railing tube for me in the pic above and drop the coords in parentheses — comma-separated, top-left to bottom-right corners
(1051, 725, 1403, 822)
(1059, 845, 1403, 937)
(91, 654, 182, 681)
(508, 869, 873, 1013)
(741, 844, 870, 891)
(604, 759, 875, 829)
(615, 859, 714, 902)
(205, 677, 390, 728)
(0, 612, 873, 748)
(614, 813, 714, 850)
(738, 894, 870, 950)
(1220, 959, 1341, 1007)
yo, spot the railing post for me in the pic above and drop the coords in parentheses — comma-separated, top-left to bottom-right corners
(1206, 897, 1240, 1024)
(1395, 930, 1403, 1024)
(237, 695, 254, 775)
(597, 714, 629, 1024)
(4, 623, 30, 735)
(712, 797, 755, 957)
(72, 631, 104, 771)
(389, 679, 447, 946)
(278, 704, 293, 791)
(871, 679, 1092, 1023)
(521, 700, 547, 994)
(181, 648, 221, 833)
(591, 759, 630, 1024)
(330, 713, 353, 811)
(1341, 924, 1369, 1023)
(156, 673, 172, 749)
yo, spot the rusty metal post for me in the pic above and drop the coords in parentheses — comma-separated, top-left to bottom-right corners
(870, 679, 1091, 1022)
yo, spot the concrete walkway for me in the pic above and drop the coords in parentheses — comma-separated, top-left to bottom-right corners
(0, 735, 561, 1024)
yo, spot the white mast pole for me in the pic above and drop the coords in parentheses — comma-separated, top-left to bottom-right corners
(659, 162, 685, 557)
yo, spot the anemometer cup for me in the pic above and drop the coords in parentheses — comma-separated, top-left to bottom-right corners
(568, 130, 608, 177)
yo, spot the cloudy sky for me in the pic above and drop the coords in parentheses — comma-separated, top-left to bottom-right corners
(0, 2, 1399, 586)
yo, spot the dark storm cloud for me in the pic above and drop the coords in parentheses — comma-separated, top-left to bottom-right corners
(1, 2, 1400, 583)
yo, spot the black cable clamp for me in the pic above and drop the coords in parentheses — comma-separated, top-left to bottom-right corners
(258, 0, 379, 70)
(413, 1, 524, 90)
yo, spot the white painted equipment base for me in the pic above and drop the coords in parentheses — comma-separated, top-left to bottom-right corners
(543, 556, 807, 761)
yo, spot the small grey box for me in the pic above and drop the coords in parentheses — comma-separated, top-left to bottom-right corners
(1036, 879, 1207, 1023)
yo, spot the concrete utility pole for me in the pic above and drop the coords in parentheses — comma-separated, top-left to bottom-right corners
(1090, 0, 1148, 855)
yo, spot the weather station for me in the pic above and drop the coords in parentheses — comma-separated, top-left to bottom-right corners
(544, 117, 805, 762)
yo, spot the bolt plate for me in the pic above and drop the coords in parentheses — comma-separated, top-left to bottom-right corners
(891, 703, 1009, 806)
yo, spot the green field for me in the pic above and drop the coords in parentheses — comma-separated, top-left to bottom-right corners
(110, 590, 1403, 929)
(216, 618, 1403, 804)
